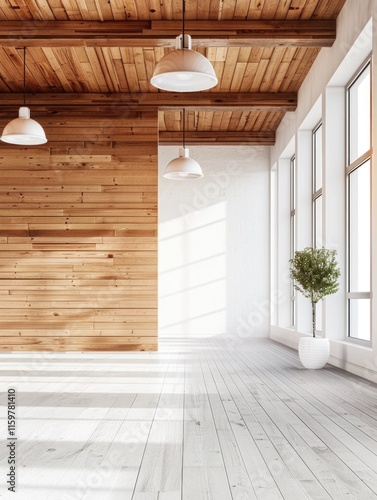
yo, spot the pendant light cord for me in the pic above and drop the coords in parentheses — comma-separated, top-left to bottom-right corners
(183, 108, 186, 148)
(23, 46, 26, 106)
(182, 0, 185, 48)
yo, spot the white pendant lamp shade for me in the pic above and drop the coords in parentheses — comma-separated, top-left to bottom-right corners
(151, 34, 218, 92)
(1, 106, 47, 145)
(163, 147, 203, 180)
(1, 47, 47, 146)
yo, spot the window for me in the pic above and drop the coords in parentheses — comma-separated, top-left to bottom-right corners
(312, 123, 323, 332)
(313, 123, 323, 248)
(290, 155, 296, 327)
(346, 60, 371, 341)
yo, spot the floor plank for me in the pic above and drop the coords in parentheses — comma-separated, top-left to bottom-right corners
(0, 336, 376, 499)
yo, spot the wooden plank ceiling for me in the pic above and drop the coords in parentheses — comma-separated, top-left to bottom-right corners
(0, 0, 347, 145)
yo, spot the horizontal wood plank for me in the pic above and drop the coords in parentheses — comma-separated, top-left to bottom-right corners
(0, 113, 158, 351)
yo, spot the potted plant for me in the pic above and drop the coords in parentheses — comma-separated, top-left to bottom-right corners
(289, 247, 340, 369)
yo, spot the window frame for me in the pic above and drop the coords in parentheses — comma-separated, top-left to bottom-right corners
(290, 155, 296, 327)
(312, 122, 323, 333)
(312, 122, 323, 249)
(345, 57, 372, 344)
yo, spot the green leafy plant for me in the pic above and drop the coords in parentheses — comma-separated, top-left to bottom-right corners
(289, 247, 340, 337)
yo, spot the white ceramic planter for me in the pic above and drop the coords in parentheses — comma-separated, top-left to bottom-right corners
(298, 337, 330, 369)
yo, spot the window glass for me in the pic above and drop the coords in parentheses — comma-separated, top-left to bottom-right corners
(314, 125, 322, 191)
(349, 160, 370, 293)
(349, 64, 370, 164)
(314, 196, 322, 249)
(349, 299, 370, 340)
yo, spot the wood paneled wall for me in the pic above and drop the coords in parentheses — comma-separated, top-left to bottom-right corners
(0, 110, 158, 351)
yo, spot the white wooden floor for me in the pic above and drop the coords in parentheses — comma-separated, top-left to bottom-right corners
(1, 336, 377, 500)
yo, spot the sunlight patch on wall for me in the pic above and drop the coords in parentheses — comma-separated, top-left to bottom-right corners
(159, 202, 227, 337)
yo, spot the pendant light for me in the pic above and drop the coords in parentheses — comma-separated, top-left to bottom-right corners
(1, 47, 47, 145)
(150, 0, 218, 92)
(163, 109, 203, 180)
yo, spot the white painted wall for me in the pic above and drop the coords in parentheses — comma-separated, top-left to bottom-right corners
(159, 145, 270, 339)
(270, 0, 377, 383)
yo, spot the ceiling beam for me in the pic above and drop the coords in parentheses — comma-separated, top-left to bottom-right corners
(159, 131, 275, 146)
(0, 20, 336, 48)
(0, 92, 297, 113)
